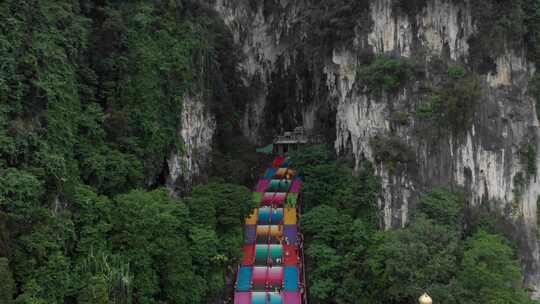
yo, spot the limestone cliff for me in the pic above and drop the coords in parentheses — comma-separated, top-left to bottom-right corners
(167, 95, 216, 196)
(206, 0, 540, 296)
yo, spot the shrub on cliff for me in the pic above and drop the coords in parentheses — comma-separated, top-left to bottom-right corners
(369, 135, 415, 173)
(357, 56, 415, 94)
(416, 66, 482, 137)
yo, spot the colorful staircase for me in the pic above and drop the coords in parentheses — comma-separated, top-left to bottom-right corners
(234, 156, 306, 304)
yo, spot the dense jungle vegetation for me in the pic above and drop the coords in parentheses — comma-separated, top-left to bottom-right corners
(0, 1, 252, 303)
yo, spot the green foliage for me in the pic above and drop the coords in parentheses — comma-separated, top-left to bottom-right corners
(364, 190, 464, 303)
(358, 56, 414, 93)
(71, 183, 249, 304)
(14, 280, 48, 304)
(189, 181, 254, 230)
(447, 65, 466, 79)
(94, 2, 215, 181)
(78, 252, 133, 304)
(369, 135, 415, 173)
(417, 189, 463, 227)
(291, 145, 379, 218)
(302, 205, 353, 246)
(367, 216, 459, 303)
(0, 257, 15, 304)
(184, 182, 252, 301)
(109, 189, 193, 302)
(0, 0, 223, 195)
(67, 185, 111, 257)
(438, 74, 482, 132)
(416, 95, 440, 119)
(417, 72, 482, 136)
(363, 190, 532, 304)
(80, 146, 143, 196)
(304, 242, 344, 301)
(293, 146, 379, 303)
(457, 231, 533, 304)
(77, 276, 109, 304)
(289, 144, 332, 168)
(0, 1, 248, 302)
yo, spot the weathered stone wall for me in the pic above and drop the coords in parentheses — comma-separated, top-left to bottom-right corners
(167, 94, 216, 196)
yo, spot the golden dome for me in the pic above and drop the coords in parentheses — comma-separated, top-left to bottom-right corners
(419, 293, 433, 304)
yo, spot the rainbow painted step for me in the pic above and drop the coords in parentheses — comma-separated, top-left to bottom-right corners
(234, 157, 305, 304)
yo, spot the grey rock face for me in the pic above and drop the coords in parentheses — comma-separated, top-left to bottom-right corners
(208, 0, 540, 296)
(167, 94, 216, 197)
